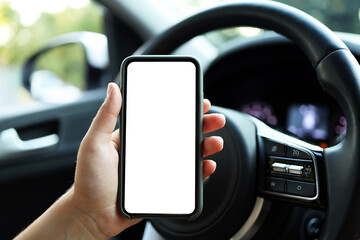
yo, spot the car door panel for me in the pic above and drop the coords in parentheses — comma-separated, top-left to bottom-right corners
(0, 89, 105, 238)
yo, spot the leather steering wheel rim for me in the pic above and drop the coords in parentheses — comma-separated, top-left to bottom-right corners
(135, 1, 360, 239)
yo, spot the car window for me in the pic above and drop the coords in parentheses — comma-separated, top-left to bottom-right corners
(0, 0, 104, 107)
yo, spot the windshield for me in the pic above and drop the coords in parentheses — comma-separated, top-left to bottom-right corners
(153, 0, 360, 42)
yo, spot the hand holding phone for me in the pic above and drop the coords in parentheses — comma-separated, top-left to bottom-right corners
(118, 55, 203, 219)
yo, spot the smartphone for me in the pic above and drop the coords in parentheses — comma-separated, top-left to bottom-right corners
(118, 55, 203, 219)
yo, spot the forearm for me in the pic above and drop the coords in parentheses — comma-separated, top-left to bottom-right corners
(14, 187, 107, 240)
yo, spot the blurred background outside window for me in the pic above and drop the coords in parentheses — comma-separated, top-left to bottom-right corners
(0, 0, 103, 106)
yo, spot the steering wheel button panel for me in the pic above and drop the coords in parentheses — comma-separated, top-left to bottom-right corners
(257, 123, 321, 203)
(286, 180, 316, 197)
(266, 177, 286, 193)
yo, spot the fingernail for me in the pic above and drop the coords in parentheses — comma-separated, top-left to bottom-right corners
(107, 83, 112, 97)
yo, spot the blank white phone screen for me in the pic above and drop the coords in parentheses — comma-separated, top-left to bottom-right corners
(124, 61, 197, 214)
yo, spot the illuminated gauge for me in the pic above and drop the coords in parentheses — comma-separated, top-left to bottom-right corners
(240, 102, 278, 125)
(334, 115, 347, 143)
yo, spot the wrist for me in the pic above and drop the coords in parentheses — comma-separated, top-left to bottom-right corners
(14, 187, 109, 240)
(64, 187, 109, 240)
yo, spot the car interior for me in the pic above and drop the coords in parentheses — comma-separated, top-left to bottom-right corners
(1, 0, 360, 239)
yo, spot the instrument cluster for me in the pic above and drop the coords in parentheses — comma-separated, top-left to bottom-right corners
(240, 101, 346, 148)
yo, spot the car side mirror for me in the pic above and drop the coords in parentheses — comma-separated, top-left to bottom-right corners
(22, 31, 109, 103)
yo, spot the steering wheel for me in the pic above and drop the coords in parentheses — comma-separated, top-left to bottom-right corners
(134, 1, 360, 239)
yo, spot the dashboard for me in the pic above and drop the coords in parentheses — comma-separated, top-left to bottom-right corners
(203, 32, 359, 148)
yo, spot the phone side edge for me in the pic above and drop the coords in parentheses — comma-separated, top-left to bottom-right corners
(118, 56, 133, 219)
(189, 56, 204, 221)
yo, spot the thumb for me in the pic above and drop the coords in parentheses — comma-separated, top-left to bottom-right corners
(85, 83, 122, 144)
